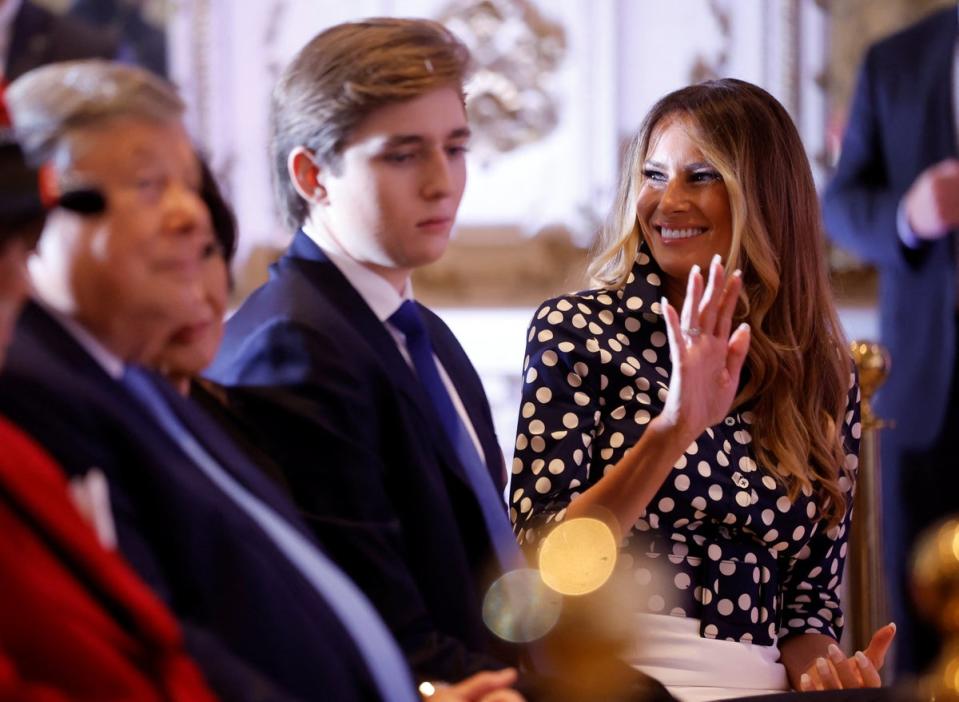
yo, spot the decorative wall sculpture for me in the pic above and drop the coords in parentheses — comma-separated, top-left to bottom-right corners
(439, 0, 566, 163)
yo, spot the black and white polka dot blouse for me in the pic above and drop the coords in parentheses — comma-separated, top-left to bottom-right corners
(509, 247, 861, 647)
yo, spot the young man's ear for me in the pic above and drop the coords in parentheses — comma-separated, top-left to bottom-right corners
(287, 147, 327, 204)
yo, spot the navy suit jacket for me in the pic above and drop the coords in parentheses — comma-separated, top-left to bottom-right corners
(0, 302, 383, 702)
(207, 230, 516, 682)
(822, 7, 957, 448)
(5, 1, 118, 80)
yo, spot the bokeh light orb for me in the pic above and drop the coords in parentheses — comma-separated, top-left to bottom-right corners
(912, 517, 959, 634)
(482, 568, 563, 643)
(538, 517, 618, 596)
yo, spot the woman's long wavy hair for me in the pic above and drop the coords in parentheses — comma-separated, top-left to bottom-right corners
(590, 79, 852, 528)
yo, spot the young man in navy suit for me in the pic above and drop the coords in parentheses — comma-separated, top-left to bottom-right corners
(207, 17, 521, 686)
(0, 59, 522, 702)
(208, 19, 670, 702)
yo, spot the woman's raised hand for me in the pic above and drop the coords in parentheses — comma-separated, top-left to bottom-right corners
(659, 254, 750, 447)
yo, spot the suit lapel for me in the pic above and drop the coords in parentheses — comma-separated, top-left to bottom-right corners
(141, 369, 317, 539)
(21, 303, 318, 547)
(282, 234, 426, 403)
(278, 231, 474, 488)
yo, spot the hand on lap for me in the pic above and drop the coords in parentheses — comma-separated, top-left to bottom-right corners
(798, 624, 895, 691)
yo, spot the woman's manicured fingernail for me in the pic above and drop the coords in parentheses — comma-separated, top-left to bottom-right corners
(855, 651, 869, 668)
(827, 644, 844, 663)
(712, 253, 721, 265)
(816, 657, 830, 675)
(690, 264, 700, 277)
(887, 622, 897, 633)
(732, 269, 742, 278)
(800, 673, 811, 690)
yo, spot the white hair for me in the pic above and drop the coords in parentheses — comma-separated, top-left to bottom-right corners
(7, 59, 184, 171)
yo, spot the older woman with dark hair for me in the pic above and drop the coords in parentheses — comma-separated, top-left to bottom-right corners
(152, 158, 236, 396)
(511, 79, 893, 700)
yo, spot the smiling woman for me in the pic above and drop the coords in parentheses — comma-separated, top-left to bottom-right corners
(509, 79, 893, 701)
(636, 114, 732, 306)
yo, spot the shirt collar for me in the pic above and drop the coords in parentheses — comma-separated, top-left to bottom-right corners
(301, 220, 413, 322)
(37, 300, 125, 380)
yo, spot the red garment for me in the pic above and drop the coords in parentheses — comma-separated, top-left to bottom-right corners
(0, 78, 10, 126)
(0, 416, 217, 701)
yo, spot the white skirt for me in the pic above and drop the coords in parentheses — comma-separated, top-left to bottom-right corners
(628, 613, 791, 702)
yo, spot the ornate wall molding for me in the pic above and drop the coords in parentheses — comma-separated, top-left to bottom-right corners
(439, 0, 566, 163)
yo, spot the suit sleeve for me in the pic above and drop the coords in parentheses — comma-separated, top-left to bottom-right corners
(777, 369, 861, 643)
(217, 320, 514, 683)
(822, 49, 926, 268)
(821, 47, 929, 271)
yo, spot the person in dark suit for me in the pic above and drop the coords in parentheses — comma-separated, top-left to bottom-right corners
(0, 137, 217, 700)
(3, 0, 117, 81)
(1, 59, 524, 702)
(821, 5, 959, 675)
(206, 18, 670, 702)
(206, 17, 527, 687)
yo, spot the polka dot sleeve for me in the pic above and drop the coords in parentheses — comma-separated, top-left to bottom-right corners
(509, 297, 603, 545)
(777, 370, 862, 643)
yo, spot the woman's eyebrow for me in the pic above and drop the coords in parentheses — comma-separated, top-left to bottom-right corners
(642, 160, 714, 171)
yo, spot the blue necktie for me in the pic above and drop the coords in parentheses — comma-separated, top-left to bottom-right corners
(389, 301, 524, 573)
(121, 367, 417, 702)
